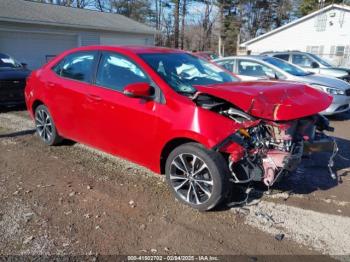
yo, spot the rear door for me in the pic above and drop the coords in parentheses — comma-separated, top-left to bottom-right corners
(45, 51, 99, 142)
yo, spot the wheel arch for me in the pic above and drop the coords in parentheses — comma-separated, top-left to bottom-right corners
(31, 99, 45, 115)
(160, 137, 204, 174)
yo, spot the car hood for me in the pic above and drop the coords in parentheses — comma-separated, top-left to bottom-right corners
(298, 74, 350, 90)
(333, 67, 350, 75)
(0, 68, 31, 80)
(194, 81, 332, 121)
(327, 66, 350, 73)
(318, 67, 348, 77)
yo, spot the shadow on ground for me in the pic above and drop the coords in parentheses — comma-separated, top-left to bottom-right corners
(0, 129, 36, 138)
(327, 110, 350, 121)
(0, 104, 27, 113)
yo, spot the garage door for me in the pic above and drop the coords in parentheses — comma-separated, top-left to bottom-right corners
(0, 31, 77, 69)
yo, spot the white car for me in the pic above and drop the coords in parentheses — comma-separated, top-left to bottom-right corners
(214, 55, 350, 115)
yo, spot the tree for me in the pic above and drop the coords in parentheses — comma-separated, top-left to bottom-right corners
(173, 0, 181, 48)
(109, 0, 154, 23)
(180, 0, 188, 49)
(299, 0, 343, 16)
(30, 0, 93, 8)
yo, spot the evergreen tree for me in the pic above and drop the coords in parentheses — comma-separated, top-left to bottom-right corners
(299, 0, 343, 16)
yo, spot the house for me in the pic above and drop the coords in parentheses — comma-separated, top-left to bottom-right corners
(0, 0, 156, 69)
(239, 4, 350, 67)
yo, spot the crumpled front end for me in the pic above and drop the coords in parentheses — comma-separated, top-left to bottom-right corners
(213, 110, 337, 187)
(192, 84, 337, 188)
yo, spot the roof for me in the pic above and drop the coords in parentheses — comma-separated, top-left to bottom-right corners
(240, 4, 350, 47)
(52, 45, 185, 56)
(214, 55, 266, 61)
(0, 0, 157, 35)
(117, 46, 185, 54)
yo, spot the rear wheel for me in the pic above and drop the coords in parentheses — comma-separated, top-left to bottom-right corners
(165, 143, 229, 211)
(34, 105, 62, 146)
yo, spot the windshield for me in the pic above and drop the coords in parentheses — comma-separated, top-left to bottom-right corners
(308, 53, 333, 67)
(0, 53, 22, 69)
(139, 53, 238, 94)
(263, 57, 311, 76)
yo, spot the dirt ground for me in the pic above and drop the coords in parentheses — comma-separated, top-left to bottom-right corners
(0, 107, 350, 261)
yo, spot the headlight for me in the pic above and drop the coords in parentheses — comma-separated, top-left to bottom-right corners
(310, 84, 345, 95)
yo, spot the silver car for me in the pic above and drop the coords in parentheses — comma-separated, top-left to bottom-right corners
(263, 51, 350, 82)
(214, 56, 350, 115)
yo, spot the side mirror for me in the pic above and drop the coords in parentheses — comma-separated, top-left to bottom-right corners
(265, 71, 278, 80)
(123, 82, 154, 99)
(311, 62, 319, 68)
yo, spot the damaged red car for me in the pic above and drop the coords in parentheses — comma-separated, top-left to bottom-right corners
(25, 46, 336, 211)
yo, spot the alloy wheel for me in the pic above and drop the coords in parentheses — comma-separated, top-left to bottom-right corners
(169, 153, 213, 205)
(35, 109, 53, 143)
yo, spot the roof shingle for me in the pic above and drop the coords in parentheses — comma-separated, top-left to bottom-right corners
(0, 0, 156, 35)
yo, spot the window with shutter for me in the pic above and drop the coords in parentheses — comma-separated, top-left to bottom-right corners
(319, 46, 324, 56)
(330, 46, 335, 58)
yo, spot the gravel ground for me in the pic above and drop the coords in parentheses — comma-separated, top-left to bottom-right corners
(1, 108, 350, 260)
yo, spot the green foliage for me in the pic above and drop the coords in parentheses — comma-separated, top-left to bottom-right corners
(217, 0, 293, 55)
(110, 0, 155, 23)
(299, 0, 343, 16)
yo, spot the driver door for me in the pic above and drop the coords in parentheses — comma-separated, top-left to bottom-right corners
(84, 51, 160, 166)
(291, 54, 319, 74)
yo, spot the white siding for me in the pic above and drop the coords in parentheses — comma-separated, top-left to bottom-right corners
(243, 7, 350, 66)
(79, 32, 100, 46)
(100, 32, 154, 46)
(0, 30, 77, 69)
(0, 22, 155, 69)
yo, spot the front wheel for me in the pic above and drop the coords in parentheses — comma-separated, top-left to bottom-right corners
(34, 105, 62, 146)
(165, 143, 230, 211)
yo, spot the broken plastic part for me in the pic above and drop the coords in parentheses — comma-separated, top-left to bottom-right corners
(328, 139, 339, 180)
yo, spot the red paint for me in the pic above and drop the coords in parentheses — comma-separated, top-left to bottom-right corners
(195, 81, 332, 121)
(25, 46, 332, 174)
(123, 82, 153, 98)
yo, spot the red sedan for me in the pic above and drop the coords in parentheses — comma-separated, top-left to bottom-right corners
(25, 46, 335, 211)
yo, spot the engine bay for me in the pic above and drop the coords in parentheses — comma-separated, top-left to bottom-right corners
(193, 93, 338, 187)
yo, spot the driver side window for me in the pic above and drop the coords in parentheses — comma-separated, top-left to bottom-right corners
(96, 52, 149, 91)
(216, 60, 234, 72)
(292, 54, 313, 67)
(237, 60, 275, 77)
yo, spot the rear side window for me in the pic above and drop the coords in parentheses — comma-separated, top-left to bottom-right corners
(273, 54, 289, 61)
(53, 52, 97, 83)
(96, 52, 149, 91)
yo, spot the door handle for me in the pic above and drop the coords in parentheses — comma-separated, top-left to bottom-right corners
(87, 94, 102, 101)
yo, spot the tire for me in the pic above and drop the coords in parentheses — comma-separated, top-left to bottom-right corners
(34, 105, 62, 146)
(165, 142, 230, 211)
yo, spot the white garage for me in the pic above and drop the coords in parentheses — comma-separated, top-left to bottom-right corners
(0, 0, 156, 69)
(0, 31, 78, 69)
